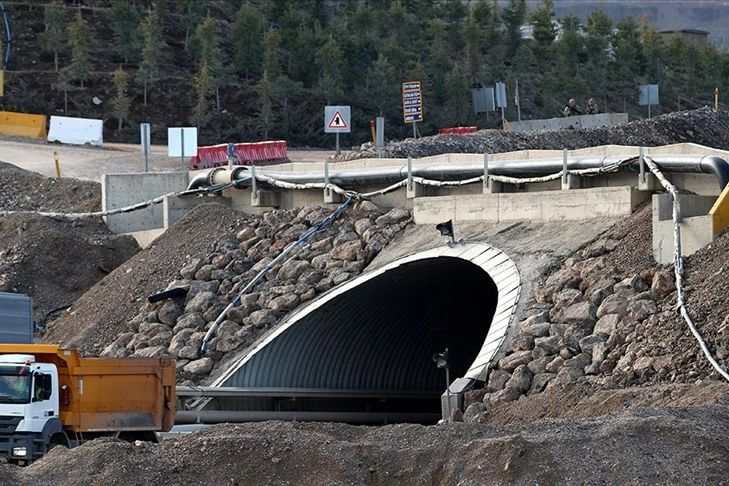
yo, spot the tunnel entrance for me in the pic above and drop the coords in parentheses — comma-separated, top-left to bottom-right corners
(183, 243, 520, 425)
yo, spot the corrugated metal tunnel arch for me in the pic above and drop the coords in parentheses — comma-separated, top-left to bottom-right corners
(212, 242, 521, 392)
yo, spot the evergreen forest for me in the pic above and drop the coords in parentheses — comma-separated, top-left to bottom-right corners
(1, 0, 728, 147)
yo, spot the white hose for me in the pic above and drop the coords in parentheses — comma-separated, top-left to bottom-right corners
(644, 156, 729, 382)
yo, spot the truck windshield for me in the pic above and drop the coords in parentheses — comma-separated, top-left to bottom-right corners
(0, 367, 32, 403)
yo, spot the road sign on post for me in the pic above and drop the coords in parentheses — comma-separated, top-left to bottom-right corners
(402, 81, 423, 139)
(167, 127, 198, 172)
(495, 82, 507, 130)
(324, 105, 351, 155)
(639, 84, 659, 118)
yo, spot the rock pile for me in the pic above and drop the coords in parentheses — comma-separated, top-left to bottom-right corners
(336, 107, 729, 161)
(462, 216, 729, 422)
(96, 202, 412, 384)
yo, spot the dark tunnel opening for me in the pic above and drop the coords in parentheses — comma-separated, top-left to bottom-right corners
(207, 256, 499, 424)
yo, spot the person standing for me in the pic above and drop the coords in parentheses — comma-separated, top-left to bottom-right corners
(564, 98, 582, 117)
(586, 98, 598, 114)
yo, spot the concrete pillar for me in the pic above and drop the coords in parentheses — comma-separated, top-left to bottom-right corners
(252, 189, 281, 208)
(324, 186, 343, 204)
(561, 174, 581, 190)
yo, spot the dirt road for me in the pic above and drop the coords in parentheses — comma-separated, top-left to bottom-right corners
(0, 137, 336, 181)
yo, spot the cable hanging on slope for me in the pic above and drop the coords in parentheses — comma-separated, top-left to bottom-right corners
(644, 156, 729, 382)
(199, 195, 354, 354)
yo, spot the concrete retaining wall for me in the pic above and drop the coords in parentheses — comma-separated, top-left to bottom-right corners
(413, 186, 644, 225)
(652, 193, 718, 264)
(102, 172, 189, 235)
(508, 113, 628, 132)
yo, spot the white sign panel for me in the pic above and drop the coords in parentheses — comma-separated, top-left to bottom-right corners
(167, 127, 198, 157)
(324, 106, 351, 133)
(47, 116, 103, 146)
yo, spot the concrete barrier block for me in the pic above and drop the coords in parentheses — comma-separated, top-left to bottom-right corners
(0, 111, 47, 138)
(47, 115, 103, 146)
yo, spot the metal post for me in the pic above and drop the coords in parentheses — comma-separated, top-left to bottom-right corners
(501, 107, 505, 130)
(639, 146, 645, 184)
(413, 122, 416, 140)
(562, 148, 568, 185)
(647, 89, 651, 119)
(251, 165, 257, 197)
(324, 159, 330, 197)
(516, 79, 521, 122)
(141, 123, 151, 173)
(407, 156, 413, 192)
(335, 132, 340, 156)
(483, 152, 489, 191)
(444, 368, 451, 419)
(227, 143, 235, 169)
(180, 129, 185, 172)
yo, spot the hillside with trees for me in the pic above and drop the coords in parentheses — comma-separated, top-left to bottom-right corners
(1, 0, 728, 147)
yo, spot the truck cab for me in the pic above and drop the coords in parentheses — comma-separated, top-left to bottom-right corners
(0, 354, 60, 463)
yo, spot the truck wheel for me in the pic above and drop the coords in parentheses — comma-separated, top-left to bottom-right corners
(48, 431, 70, 452)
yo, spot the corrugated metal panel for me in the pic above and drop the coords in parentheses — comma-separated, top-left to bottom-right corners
(211, 242, 520, 403)
(0, 292, 34, 344)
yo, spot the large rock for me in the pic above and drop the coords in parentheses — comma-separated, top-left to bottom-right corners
(497, 351, 532, 372)
(375, 207, 411, 225)
(505, 365, 533, 393)
(651, 269, 676, 297)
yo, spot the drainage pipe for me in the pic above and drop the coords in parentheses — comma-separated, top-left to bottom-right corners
(187, 154, 729, 191)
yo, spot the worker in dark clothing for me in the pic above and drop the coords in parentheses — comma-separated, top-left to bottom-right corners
(564, 98, 582, 117)
(586, 98, 599, 114)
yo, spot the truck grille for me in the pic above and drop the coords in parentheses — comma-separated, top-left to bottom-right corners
(0, 416, 21, 434)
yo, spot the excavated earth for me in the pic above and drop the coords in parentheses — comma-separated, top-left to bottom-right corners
(1, 109, 729, 485)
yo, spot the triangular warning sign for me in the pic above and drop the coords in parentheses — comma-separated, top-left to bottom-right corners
(327, 110, 348, 129)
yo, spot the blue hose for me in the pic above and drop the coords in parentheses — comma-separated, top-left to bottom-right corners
(0, 2, 11, 68)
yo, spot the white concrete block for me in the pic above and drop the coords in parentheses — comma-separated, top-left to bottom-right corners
(47, 116, 103, 146)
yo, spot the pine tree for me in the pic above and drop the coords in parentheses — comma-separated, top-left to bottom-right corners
(255, 69, 274, 139)
(111, 0, 141, 64)
(65, 11, 93, 88)
(315, 36, 344, 104)
(193, 17, 230, 114)
(530, 0, 556, 56)
(181, 0, 205, 52)
(191, 63, 215, 128)
(38, 0, 67, 72)
(137, 11, 163, 107)
(232, 2, 264, 80)
(110, 66, 131, 131)
(501, 0, 527, 61)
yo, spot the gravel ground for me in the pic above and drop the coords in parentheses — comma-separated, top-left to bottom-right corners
(1, 109, 729, 484)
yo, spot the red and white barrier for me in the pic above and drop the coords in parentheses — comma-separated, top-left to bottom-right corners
(437, 126, 477, 135)
(189, 140, 288, 169)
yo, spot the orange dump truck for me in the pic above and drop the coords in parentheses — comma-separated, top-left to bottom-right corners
(0, 344, 175, 464)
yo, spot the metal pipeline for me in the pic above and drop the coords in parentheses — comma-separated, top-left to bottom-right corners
(186, 154, 729, 191)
